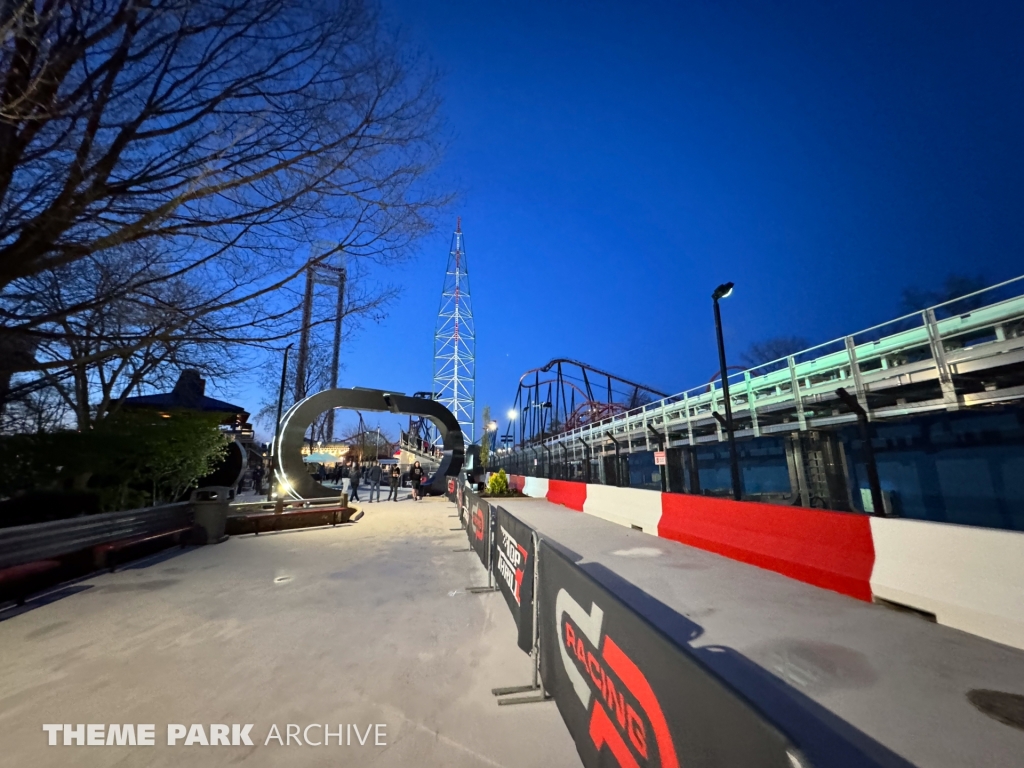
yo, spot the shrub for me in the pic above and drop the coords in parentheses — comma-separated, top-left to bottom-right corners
(487, 469, 511, 496)
(0, 409, 227, 520)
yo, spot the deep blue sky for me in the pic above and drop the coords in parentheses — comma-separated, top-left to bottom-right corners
(237, 0, 1023, 442)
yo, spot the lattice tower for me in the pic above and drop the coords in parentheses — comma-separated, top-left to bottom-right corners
(432, 217, 475, 445)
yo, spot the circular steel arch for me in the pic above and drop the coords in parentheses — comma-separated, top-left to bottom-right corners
(273, 388, 465, 500)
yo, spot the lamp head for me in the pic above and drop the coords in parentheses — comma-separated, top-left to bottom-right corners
(507, 409, 517, 420)
(712, 282, 735, 301)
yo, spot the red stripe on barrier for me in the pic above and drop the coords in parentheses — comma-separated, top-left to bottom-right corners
(658, 494, 875, 601)
(546, 479, 587, 511)
(508, 474, 526, 492)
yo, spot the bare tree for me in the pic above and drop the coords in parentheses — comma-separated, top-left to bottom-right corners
(740, 336, 810, 371)
(900, 273, 989, 317)
(255, 343, 333, 441)
(252, 262, 395, 441)
(0, 0, 446, 373)
(4, 245, 239, 429)
(2, 237, 399, 431)
(0, 380, 68, 434)
(0, 328, 37, 418)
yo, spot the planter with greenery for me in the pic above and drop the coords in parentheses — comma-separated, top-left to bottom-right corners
(479, 469, 524, 498)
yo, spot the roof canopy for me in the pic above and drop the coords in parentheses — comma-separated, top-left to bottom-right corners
(120, 370, 250, 426)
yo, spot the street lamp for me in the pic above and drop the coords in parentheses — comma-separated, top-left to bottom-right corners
(712, 282, 742, 501)
(269, 343, 293, 501)
(507, 408, 517, 421)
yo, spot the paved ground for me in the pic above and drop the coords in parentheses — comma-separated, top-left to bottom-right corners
(0, 494, 579, 768)
(501, 497, 1024, 768)
(6, 490, 1024, 768)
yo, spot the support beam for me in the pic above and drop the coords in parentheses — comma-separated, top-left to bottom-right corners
(836, 387, 886, 517)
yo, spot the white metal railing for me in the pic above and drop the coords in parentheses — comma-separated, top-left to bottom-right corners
(516, 274, 1024, 457)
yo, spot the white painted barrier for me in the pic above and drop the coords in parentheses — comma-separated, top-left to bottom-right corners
(522, 476, 549, 498)
(869, 517, 1024, 650)
(501, 475, 1024, 651)
(582, 485, 663, 534)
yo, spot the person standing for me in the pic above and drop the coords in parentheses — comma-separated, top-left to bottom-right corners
(387, 463, 401, 501)
(409, 461, 424, 501)
(369, 461, 382, 503)
(349, 460, 361, 502)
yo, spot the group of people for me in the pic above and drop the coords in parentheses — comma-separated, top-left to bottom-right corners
(322, 459, 427, 503)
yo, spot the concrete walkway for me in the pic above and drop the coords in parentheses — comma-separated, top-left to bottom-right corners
(0, 497, 578, 768)
(501, 497, 1024, 768)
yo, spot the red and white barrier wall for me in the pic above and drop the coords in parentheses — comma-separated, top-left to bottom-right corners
(869, 519, 1024, 650)
(508, 475, 1024, 650)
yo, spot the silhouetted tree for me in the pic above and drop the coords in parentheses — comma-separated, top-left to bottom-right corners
(899, 273, 989, 318)
(740, 336, 810, 371)
(1, 0, 446, 377)
(479, 405, 492, 467)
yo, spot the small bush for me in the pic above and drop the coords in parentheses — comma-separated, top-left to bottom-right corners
(487, 469, 510, 496)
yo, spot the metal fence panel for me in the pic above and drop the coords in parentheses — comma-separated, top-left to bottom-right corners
(0, 504, 191, 569)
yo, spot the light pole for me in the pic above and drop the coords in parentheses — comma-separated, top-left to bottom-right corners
(270, 343, 293, 501)
(507, 407, 517, 446)
(484, 420, 498, 469)
(713, 282, 742, 501)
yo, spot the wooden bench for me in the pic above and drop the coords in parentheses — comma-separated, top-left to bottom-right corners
(226, 506, 356, 536)
(93, 525, 193, 572)
(0, 560, 63, 605)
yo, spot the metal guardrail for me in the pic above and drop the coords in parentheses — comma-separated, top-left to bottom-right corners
(398, 433, 443, 462)
(504, 275, 1024, 461)
(228, 498, 343, 511)
(0, 503, 191, 570)
(398, 436, 442, 467)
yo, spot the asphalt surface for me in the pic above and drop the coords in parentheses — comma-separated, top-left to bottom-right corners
(0, 492, 579, 768)
(501, 497, 1024, 768)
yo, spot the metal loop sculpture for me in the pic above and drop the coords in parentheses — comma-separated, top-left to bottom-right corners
(274, 388, 464, 499)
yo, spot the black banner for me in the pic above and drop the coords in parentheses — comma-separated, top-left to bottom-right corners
(538, 539, 799, 768)
(492, 506, 535, 654)
(464, 489, 491, 568)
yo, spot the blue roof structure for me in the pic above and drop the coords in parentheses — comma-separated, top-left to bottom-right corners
(120, 370, 249, 425)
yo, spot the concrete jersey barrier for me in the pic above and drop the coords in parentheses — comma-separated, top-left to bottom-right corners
(507, 474, 1024, 650)
(658, 494, 876, 602)
(869, 517, 1024, 649)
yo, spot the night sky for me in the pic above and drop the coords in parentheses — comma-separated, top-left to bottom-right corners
(233, 1, 1024, 442)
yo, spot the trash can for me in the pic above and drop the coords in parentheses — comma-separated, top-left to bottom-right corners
(190, 486, 233, 544)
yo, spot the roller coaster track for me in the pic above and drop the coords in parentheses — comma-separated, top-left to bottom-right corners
(506, 275, 1024, 461)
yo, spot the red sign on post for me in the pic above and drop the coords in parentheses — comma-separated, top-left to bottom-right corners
(654, 450, 666, 466)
